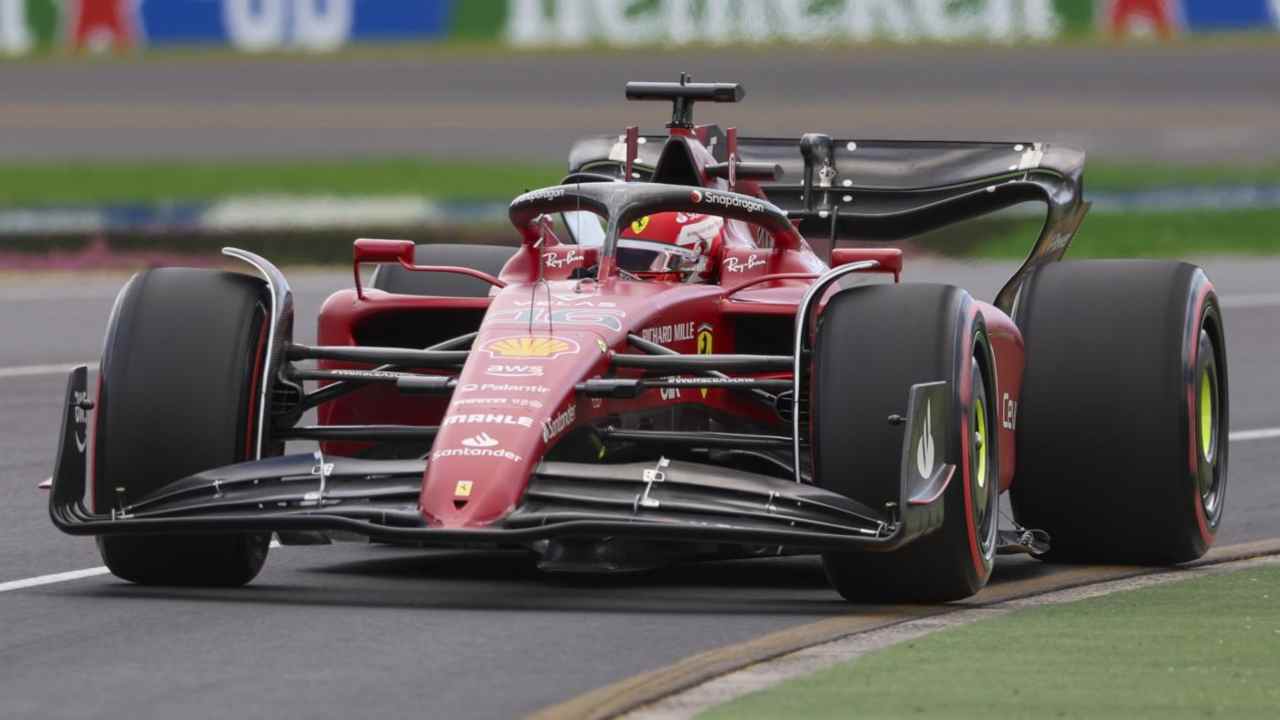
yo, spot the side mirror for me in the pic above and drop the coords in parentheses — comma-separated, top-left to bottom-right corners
(831, 248, 903, 282)
(352, 238, 415, 299)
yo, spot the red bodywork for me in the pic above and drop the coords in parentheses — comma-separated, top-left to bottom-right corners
(313, 124, 1026, 532)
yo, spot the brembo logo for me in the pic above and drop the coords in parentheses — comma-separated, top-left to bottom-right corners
(690, 190, 764, 214)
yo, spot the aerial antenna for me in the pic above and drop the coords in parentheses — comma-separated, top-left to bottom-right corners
(624, 76, 743, 130)
(624, 125, 638, 181)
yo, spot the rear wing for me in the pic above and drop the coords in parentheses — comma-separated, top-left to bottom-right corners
(568, 133, 1089, 314)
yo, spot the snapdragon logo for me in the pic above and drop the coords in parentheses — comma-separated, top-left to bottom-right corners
(518, 187, 565, 204)
(691, 190, 766, 214)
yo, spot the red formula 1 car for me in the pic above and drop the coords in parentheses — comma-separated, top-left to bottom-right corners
(49, 80, 1228, 601)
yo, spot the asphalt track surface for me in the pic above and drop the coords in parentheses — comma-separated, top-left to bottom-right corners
(0, 258, 1277, 718)
(1, 43, 1278, 164)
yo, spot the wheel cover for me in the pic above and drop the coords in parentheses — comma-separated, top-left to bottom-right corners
(971, 360, 997, 558)
(1196, 329, 1224, 518)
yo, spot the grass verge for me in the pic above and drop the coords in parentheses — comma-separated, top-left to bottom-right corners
(4, 159, 1280, 207)
(965, 208, 1280, 258)
(3, 159, 1278, 259)
(702, 564, 1280, 720)
(0, 158, 560, 207)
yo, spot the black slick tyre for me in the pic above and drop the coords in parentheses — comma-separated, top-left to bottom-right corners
(1010, 260, 1227, 564)
(814, 284, 999, 603)
(94, 268, 273, 586)
(371, 243, 513, 296)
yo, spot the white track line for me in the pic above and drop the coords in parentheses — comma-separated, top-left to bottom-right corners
(0, 566, 110, 593)
(0, 362, 98, 380)
(0, 540, 283, 594)
(1231, 427, 1280, 443)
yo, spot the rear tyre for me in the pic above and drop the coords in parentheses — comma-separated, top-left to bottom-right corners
(814, 284, 999, 603)
(371, 243, 514, 296)
(1010, 260, 1227, 563)
(95, 268, 273, 586)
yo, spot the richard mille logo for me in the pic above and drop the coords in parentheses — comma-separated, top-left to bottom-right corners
(916, 400, 935, 479)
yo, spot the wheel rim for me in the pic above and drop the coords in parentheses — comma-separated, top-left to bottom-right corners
(971, 358, 997, 558)
(1198, 365, 1217, 464)
(1196, 328, 1224, 518)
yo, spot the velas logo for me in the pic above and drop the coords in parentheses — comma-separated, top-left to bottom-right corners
(452, 397, 544, 409)
(483, 335, 579, 360)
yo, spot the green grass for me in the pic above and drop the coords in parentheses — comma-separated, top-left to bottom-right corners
(3, 157, 1278, 207)
(703, 564, 1280, 720)
(3, 158, 1278, 257)
(1087, 163, 1280, 191)
(964, 208, 1280, 258)
(0, 158, 560, 206)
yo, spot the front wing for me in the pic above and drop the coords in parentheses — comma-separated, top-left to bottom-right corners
(51, 366, 954, 554)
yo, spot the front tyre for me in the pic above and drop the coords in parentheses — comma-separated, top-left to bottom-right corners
(95, 268, 273, 586)
(814, 284, 999, 602)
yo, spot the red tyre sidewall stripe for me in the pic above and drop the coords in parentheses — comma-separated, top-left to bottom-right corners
(959, 304, 987, 578)
(89, 377, 103, 514)
(244, 312, 270, 462)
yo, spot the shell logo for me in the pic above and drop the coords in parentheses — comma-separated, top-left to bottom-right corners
(483, 335, 580, 360)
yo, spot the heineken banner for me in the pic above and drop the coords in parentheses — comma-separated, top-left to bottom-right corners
(1, 1, 1277, 56)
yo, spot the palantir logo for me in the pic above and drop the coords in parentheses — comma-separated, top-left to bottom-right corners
(462, 432, 499, 448)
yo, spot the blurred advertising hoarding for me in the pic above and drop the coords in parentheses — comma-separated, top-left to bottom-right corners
(0, 0, 451, 53)
(1, 1, 1277, 56)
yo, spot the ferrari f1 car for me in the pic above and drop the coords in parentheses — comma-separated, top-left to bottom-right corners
(49, 79, 1229, 602)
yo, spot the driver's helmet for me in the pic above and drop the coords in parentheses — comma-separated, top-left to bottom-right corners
(617, 212, 725, 281)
